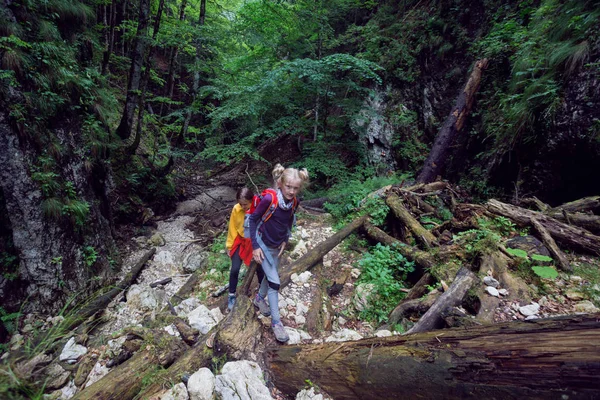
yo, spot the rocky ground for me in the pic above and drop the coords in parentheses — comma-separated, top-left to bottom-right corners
(3, 186, 600, 400)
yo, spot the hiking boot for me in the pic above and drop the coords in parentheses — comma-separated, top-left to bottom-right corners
(227, 294, 236, 311)
(253, 294, 271, 317)
(271, 322, 289, 343)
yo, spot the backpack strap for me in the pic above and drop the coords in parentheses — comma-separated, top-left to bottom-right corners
(260, 188, 279, 223)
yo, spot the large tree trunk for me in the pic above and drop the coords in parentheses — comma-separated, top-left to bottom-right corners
(417, 59, 489, 183)
(268, 313, 600, 400)
(487, 199, 600, 255)
(179, 0, 206, 143)
(116, 0, 151, 140)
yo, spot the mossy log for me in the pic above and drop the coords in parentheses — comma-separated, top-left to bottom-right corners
(550, 196, 600, 214)
(487, 199, 600, 255)
(386, 194, 437, 248)
(267, 313, 600, 400)
(362, 221, 435, 272)
(546, 211, 600, 235)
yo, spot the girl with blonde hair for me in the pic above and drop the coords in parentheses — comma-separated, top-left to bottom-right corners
(247, 164, 309, 342)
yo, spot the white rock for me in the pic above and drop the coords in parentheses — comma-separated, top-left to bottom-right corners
(296, 303, 309, 316)
(325, 329, 363, 342)
(215, 361, 273, 400)
(296, 387, 323, 400)
(375, 330, 392, 337)
(188, 305, 222, 334)
(518, 303, 540, 317)
(210, 307, 225, 323)
(154, 250, 176, 268)
(351, 268, 361, 279)
(353, 283, 375, 312)
(497, 288, 509, 296)
(44, 363, 71, 390)
(290, 273, 300, 285)
(59, 338, 87, 362)
(294, 315, 306, 325)
(286, 328, 303, 345)
(161, 383, 189, 400)
(290, 240, 308, 259)
(573, 300, 600, 314)
(338, 316, 347, 326)
(483, 276, 500, 288)
(485, 286, 500, 297)
(183, 251, 209, 273)
(298, 271, 312, 283)
(84, 361, 110, 388)
(127, 284, 165, 310)
(188, 368, 215, 400)
(300, 228, 310, 240)
(164, 324, 180, 337)
(59, 379, 77, 399)
(570, 275, 583, 282)
(323, 260, 332, 268)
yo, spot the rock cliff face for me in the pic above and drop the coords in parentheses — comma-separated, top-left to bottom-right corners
(0, 89, 117, 314)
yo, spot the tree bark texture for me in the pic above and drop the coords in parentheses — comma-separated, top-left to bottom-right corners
(116, 0, 150, 140)
(386, 194, 437, 248)
(417, 59, 489, 183)
(268, 314, 600, 400)
(487, 199, 600, 255)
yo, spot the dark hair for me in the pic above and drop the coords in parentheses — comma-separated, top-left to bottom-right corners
(236, 187, 254, 201)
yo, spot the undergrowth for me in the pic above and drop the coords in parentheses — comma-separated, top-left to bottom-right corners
(356, 243, 414, 324)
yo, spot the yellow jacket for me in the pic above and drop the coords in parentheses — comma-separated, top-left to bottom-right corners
(226, 203, 245, 250)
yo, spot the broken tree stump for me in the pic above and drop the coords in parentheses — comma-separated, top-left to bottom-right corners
(268, 313, 600, 400)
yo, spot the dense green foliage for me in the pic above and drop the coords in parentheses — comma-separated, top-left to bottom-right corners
(356, 243, 415, 323)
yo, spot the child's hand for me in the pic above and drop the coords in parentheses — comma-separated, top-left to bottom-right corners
(278, 242, 286, 257)
(253, 248, 264, 263)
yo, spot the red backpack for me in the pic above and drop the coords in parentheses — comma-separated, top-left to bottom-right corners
(244, 189, 298, 236)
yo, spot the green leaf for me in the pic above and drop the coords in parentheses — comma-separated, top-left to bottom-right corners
(531, 266, 558, 279)
(531, 254, 553, 262)
(505, 247, 528, 258)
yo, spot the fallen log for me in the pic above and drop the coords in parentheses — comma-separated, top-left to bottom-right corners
(546, 211, 600, 234)
(405, 266, 477, 334)
(362, 221, 434, 272)
(72, 329, 188, 400)
(279, 214, 368, 287)
(417, 59, 489, 183)
(60, 248, 156, 334)
(267, 313, 600, 400)
(487, 199, 600, 255)
(387, 289, 440, 327)
(531, 218, 572, 272)
(386, 194, 437, 248)
(550, 196, 600, 214)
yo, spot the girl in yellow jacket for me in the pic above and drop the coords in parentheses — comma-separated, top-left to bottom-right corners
(225, 187, 256, 310)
